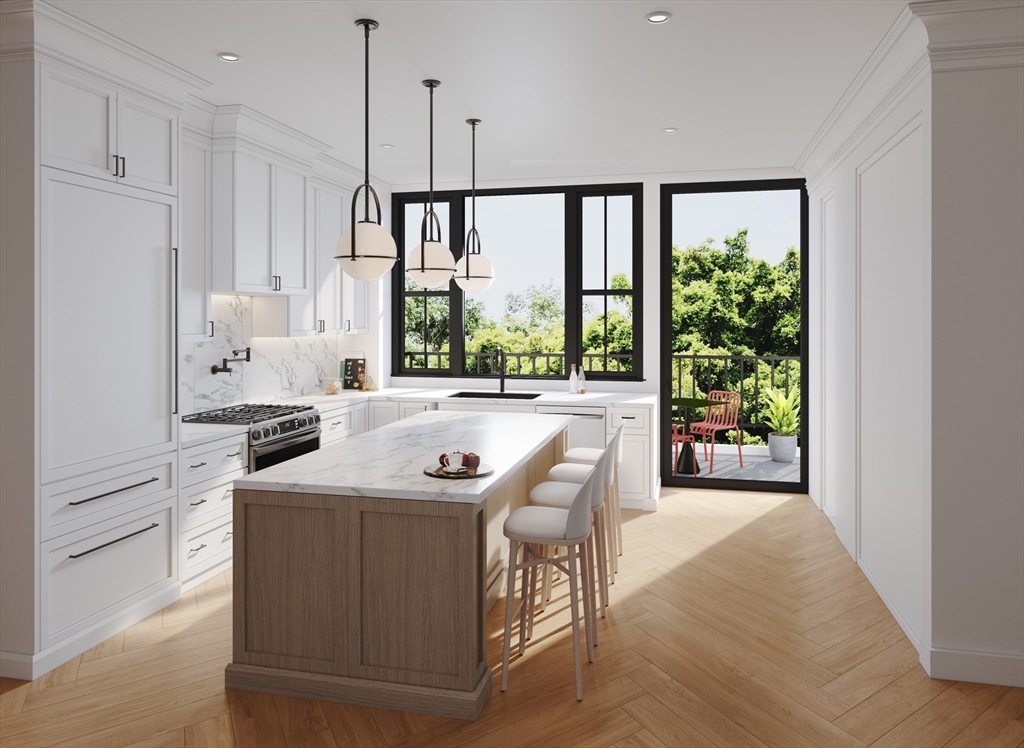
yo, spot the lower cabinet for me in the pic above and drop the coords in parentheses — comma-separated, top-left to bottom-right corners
(369, 401, 400, 431)
(40, 500, 176, 649)
(181, 512, 233, 587)
(399, 401, 436, 419)
(618, 434, 652, 502)
(181, 469, 243, 531)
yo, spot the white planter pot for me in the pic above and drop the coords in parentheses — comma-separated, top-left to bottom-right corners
(768, 433, 797, 463)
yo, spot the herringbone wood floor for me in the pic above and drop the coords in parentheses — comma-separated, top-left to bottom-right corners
(1, 488, 1021, 747)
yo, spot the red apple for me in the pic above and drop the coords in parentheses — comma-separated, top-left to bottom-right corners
(439, 452, 448, 467)
(464, 452, 481, 468)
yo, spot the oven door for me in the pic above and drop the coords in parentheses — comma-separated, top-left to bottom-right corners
(249, 429, 321, 472)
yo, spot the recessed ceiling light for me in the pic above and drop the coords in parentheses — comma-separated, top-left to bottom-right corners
(218, 52, 240, 62)
(662, 127, 678, 134)
(646, 11, 671, 24)
(380, 144, 395, 150)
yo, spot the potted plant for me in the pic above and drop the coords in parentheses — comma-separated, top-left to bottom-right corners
(762, 387, 800, 463)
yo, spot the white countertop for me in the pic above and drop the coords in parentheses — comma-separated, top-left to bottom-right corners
(233, 410, 572, 504)
(278, 387, 657, 410)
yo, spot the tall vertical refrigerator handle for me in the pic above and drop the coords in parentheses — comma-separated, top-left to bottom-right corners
(172, 247, 178, 416)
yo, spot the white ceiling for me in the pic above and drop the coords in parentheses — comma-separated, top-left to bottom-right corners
(51, 0, 908, 186)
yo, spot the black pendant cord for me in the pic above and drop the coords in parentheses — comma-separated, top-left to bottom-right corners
(417, 80, 442, 274)
(363, 20, 370, 223)
(463, 119, 483, 280)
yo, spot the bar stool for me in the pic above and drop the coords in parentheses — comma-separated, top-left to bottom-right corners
(501, 447, 609, 701)
(557, 425, 625, 575)
(545, 425, 624, 601)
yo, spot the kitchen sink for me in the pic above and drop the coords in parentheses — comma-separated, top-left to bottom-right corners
(448, 391, 542, 400)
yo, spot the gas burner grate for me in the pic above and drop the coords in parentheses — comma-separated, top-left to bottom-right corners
(182, 403, 315, 426)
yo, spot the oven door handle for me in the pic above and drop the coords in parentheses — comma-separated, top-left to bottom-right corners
(250, 428, 321, 458)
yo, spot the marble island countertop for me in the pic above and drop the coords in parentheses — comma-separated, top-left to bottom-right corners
(233, 410, 572, 503)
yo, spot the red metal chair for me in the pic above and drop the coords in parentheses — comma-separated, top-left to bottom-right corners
(688, 391, 743, 474)
(671, 424, 697, 477)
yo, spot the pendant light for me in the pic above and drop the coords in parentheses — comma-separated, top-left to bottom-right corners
(406, 79, 456, 289)
(454, 119, 495, 293)
(336, 19, 398, 282)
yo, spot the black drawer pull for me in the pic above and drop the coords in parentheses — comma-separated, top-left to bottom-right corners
(69, 523, 159, 559)
(68, 477, 159, 506)
(189, 498, 208, 507)
(189, 462, 207, 469)
(189, 543, 207, 554)
(620, 416, 636, 420)
(225, 452, 241, 457)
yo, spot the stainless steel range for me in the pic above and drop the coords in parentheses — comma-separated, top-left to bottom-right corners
(182, 403, 322, 472)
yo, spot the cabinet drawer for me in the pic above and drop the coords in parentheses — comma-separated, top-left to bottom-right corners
(42, 501, 174, 645)
(609, 408, 649, 434)
(321, 408, 354, 445)
(43, 453, 175, 540)
(181, 469, 243, 530)
(182, 513, 233, 576)
(181, 434, 247, 487)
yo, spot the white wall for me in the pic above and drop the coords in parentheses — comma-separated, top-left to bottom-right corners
(928, 60, 1024, 685)
(805, 1, 1024, 686)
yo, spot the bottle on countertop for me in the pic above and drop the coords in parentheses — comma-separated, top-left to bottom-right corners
(569, 363, 579, 394)
(578, 366, 587, 394)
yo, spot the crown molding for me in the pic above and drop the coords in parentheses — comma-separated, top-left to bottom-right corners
(796, 7, 929, 187)
(0, 0, 209, 94)
(313, 152, 388, 191)
(911, 0, 1024, 70)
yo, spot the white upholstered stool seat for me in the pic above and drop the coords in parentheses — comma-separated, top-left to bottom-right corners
(547, 462, 595, 484)
(529, 479, 596, 510)
(503, 505, 573, 541)
(563, 447, 604, 464)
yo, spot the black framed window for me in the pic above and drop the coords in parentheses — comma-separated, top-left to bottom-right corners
(392, 183, 643, 381)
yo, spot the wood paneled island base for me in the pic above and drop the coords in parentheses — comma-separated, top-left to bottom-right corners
(224, 411, 569, 720)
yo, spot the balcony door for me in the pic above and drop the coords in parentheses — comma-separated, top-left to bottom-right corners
(659, 179, 808, 492)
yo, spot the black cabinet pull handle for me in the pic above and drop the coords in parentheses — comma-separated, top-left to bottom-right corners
(225, 451, 241, 457)
(113, 154, 119, 176)
(189, 498, 208, 507)
(620, 416, 636, 420)
(189, 543, 207, 554)
(189, 462, 207, 469)
(172, 247, 179, 416)
(120, 156, 126, 178)
(69, 523, 159, 559)
(69, 477, 159, 506)
(209, 320, 215, 337)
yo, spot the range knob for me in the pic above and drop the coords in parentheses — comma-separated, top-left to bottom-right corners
(262, 427, 271, 438)
(313, 414, 320, 423)
(298, 417, 307, 427)
(271, 425, 280, 436)
(252, 430, 262, 441)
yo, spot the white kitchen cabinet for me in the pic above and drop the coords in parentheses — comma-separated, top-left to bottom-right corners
(40, 500, 175, 650)
(40, 63, 177, 195)
(618, 434, 652, 502)
(353, 402, 368, 434)
(399, 401, 436, 420)
(212, 151, 311, 296)
(40, 168, 178, 482)
(179, 137, 214, 340)
(369, 401, 400, 431)
(252, 184, 368, 337)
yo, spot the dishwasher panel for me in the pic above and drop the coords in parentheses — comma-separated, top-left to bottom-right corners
(535, 406, 607, 450)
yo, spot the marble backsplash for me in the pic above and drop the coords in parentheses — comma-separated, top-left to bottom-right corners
(179, 295, 362, 415)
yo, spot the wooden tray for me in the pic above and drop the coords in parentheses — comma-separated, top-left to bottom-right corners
(423, 464, 495, 480)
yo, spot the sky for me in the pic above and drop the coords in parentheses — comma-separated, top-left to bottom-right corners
(404, 188, 801, 321)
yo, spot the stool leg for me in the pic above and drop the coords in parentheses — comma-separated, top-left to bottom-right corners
(580, 537, 595, 662)
(584, 534, 599, 646)
(614, 467, 623, 555)
(567, 542, 583, 701)
(593, 509, 609, 613)
(501, 539, 518, 692)
(540, 545, 551, 611)
(518, 545, 529, 655)
(605, 487, 618, 576)
(526, 549, 537, 642)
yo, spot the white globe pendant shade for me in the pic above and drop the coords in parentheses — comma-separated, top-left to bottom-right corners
(336, 222, 398, 281)
(407, 241, 455, 289)
(453, 253, 495, 293)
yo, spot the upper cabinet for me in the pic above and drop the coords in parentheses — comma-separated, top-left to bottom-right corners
(210, 106, 323, 297)
(40, 63, 177, 196)
(179, 135, 214, 341)
(251, 183, 368, 337)
(211, 151, 311, 296)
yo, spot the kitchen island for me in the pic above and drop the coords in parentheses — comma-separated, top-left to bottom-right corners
(225, 410, 571, 720)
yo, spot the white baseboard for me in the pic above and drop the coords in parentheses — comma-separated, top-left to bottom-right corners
(924, 646, 1024, 688)
(857, 559, 924, 653)
(0, 582, 181, 680)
